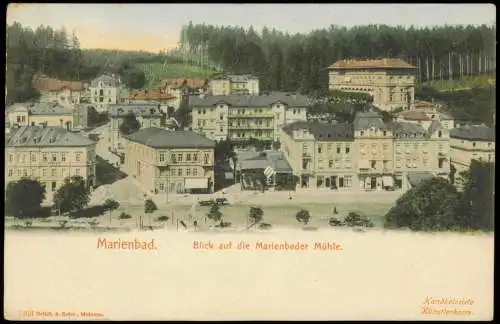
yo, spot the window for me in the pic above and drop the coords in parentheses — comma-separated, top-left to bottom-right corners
(371, 160, 376, 169)
(329, 160, 333, 168)
(193, 168, 198, 176)
(23, 169, 27, 176)
(318, 145, 322, 154)
(159, 153, 165, 162)
(75, 169, 80, 175)
(186, 168, 191, 176)
(438, 131, 442, 138)
(159, 183, 165, 191)
(360, 131, 364, 136)
(8, 169, 13, 176)
(178, 168, 182, 176)
(61, 153, 66, 162)
(9, 154, 13, 162)
(42, 168, 47, 176)
(51, 182, 57, 192)
(204, 153, 210, 164)
(61, 169, 65, 176)
(336, 147, 341, 154)
(472, 142, 476, 147)
(383, 131, 387, 136)
(51, 168, 56, 176)
(345, 146, 350, 154)
(171, 168, 176, 176)
(193, 154, 198, 161)
(75, 153, 81, 162)
(42, 153, 48, 162)
(177, 153, 183, 162)
(52, 154, 57, 162)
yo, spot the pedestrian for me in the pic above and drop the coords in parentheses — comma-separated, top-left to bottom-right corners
(333, 206, 338, 214)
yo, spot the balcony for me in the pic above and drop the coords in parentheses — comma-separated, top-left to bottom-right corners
(229, 124, 273, 130)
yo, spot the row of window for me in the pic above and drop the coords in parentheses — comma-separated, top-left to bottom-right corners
(315, 175, 353, 189)
(232, 131, 272, 138)
(159, 152, 211, 164)
(168, 167, 199, 177)
(8, 152, 83, 163)
(7, 167, 83, 177)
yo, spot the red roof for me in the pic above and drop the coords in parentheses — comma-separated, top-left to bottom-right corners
(162, 78, 207, 89)
(129, 88, 176, 101)
(329, 58, 416, 70)
(32, 75, 84, 92)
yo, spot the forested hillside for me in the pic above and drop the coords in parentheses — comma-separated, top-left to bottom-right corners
(178, 22, 496, 94)
(5, 22, 151, 104)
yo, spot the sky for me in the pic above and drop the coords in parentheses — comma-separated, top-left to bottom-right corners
(7, 3, 496, 53)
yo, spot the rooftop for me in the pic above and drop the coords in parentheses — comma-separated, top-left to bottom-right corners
(189, 92, 312, 108)
(236, 150, 292, 173)
(162, 78, 208, 89)
(129, 88, 176, 101)
(32, 75, 84, 92)
(90, 74, 121, 87)
(6, 125, 95, 147)
(124, 127, 215, 149)
(449, 124, 495, 141)
(329, 58, 416, 70)
(108, 104, 164, 118)
(392, 121, 430, 139)
(395, 110, 431, 121)
(282, 120, 353, 141)
(353, 111, 389, 130)
(10, 102, 74, 116)
(211, 73, 258, 82)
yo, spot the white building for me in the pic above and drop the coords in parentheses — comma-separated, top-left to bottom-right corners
(89, 74, 127, 112)
(209, 74, 260, 96)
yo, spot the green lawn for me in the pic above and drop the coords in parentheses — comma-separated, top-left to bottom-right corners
(423, 75, 496, 92)
(136, 62, 217, 87)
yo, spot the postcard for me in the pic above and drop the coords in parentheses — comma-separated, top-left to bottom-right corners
(4, 3, 495, 321)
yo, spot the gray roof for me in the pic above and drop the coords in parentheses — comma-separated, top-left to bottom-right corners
(407, 172, 435, 187)
(124, 127, 215, 149)
(392, 121, 429, 139)
(353, 111, 388, 130)
(10, 102, 73, 116)
(237, 150, 293, 173)
(6, 125, 95, 147)
(108, 104, 163, 118)
(189, 92, 312, 108)
(90, 74, 121, 87)
(449, 124, 495, 141)
(282, 120, 353, 141)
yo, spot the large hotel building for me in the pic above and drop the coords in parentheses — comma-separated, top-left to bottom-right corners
(328, 58, 416, 111)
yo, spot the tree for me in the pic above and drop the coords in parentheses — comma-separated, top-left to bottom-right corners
(175, 98, 192, 128)
(272, 141, 281, 150)
(328, 217, 344, 227)
(144, 198, 158, 227)
(53, 176, 91, 215)
(343, 212, 374, 228)
(457, 160, 494, 231)
(5, 178, 46, 218)
(384, 177, 462, 231)
(104, 199, 120, 224)
(248, 206, 264, 229)
(296, 209, 311, 226)
(206, 204, 223, 224)
(449, 163, 457, 184)
(119, 112, 141, 135)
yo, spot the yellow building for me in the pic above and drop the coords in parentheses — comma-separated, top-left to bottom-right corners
(209, 74, 260, 96)
(161, 78, 209, 109)
(190, 92, 310, 146)
(7, 102, 75, 130)
(328, 58, 416, 111)
(279, 111, 451, 191)
(449, 124, 495, 172)
(107, 104, 164, 152)
(123, 128, 215, 194)
(5, 125, 97, 194)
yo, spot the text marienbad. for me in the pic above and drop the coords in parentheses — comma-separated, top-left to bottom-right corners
(96, 238, 157, 250)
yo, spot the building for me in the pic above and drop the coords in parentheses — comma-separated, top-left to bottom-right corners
(161, 78, 209, 109)
(6, 102, 75, 130)
(235, 150, 294, 190)
(5, 125, 97, 194)
(278, 111, 451, 191)
(89, 74, 127, 112)
(209, 74, 259, 96)
(123, 128, 215, 194)
(394, 106, 455, 130)
(128, 88, 178, 115)
(32, 75, 85, 106)
(72, 104, 89, 130)
(328, 58, 416, 111)
(449, 124, 495, 172)
(107, 104, 164, 153)
(190, 92, 310, 145)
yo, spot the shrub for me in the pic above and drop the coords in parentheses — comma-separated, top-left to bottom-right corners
(344, 212, 374, 228)
(156, 216, 169, 222)
(259, 222, 273, 230)
(119, 212, 132, 220)
(328, 217, 344, 227)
